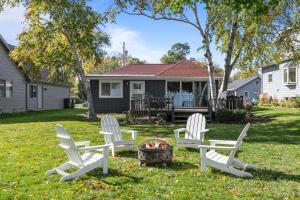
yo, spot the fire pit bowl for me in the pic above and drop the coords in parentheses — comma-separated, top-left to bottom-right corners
(138, 138, 173, 167)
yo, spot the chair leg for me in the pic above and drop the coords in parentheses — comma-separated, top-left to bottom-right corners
(45, 163, 71, 176)
(102, 160, 108, 175)
(200, 149, 207, 173)
(111, 147, 115, 157)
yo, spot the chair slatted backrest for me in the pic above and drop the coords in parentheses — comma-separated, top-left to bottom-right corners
(55, 124, 84, 166)
(227, 123, 251, 164)
(101, 115, 122, 143)
(185, 113, 207, 142)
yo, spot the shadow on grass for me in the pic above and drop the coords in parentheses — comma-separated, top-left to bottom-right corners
(0, 108, 92, 124)
(251, 168, 300, 182)
(116, 150, 138, 158)
(89, 168, 142, 186)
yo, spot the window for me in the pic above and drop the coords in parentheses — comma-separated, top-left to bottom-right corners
(0, 80, 13, 98)
(30, 85, 37, 98)
(244, 91, 249, 98)
(133, 83, 142, 90)
(99, 81, 123, 98)
(283, 67, 297, 85)
(268, 74, 272, 83)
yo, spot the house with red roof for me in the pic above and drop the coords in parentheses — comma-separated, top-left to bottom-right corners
(87, 60, 222, 113)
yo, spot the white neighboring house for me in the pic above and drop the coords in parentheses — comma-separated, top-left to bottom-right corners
(261, 59, 300, 100)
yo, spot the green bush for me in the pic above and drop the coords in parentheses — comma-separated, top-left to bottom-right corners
(294, 97, 300, 108)
(216, 108, 247, 123)
(156, 112, 167, 121)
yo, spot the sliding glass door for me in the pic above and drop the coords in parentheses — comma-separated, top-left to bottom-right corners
(167, 81, 194, 107)
(181, 82, 193, 107)
(167, 82, 180, 107)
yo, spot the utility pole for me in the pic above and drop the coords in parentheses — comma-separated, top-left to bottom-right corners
(122, 42, 128, 67)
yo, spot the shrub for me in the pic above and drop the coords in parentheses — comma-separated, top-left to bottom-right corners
(293, 97, 300, 108)
(156, 112, 167, 121)
(215, 109, 247, 123)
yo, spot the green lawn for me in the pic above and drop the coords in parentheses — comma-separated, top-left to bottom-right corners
(0, 107, 299, 199)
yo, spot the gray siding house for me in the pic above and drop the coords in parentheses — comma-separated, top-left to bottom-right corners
(261, 60, 300, 100)
(227, 76, 261, 102)
(0, 34, 70, 113)
(87, 60, 222, 113)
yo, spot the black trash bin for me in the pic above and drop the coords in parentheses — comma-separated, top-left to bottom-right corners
(64, 98, 75, 109)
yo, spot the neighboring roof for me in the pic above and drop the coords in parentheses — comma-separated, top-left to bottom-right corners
(261, 58, 293, 69)
(88, 60, 223, 79)
(228, 76, 260, 90)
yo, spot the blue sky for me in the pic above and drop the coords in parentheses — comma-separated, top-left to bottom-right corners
(0, 1, 225, 65)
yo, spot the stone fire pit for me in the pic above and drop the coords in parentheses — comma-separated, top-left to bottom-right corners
(138, 138, 173, 167)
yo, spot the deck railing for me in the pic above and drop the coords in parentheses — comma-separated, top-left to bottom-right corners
(208, 97, 244, 110)
(130, 97, 173, 118)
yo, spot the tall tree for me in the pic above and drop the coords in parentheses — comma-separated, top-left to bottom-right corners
(3, 0, 111, 119)
(114, 0, 296, 102)
(161, 42, 190, 64)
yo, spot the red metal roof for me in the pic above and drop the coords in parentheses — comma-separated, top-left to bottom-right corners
(107, 60, 222, 78)
(108, 64, 173, 75)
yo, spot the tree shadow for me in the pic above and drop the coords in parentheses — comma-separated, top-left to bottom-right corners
(138, 161, 198, 171)
(209, 167, 299, 182)
(251, 168, 300, 182)
(116, 150, 138, 158)
(88, 168, 142, 186)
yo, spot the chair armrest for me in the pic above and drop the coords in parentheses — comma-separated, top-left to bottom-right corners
(174, 128, 186, 139)
(121, 130, 137, 140)
(198, 145, 236, 151)
(79, 144, 110, 152)
(200, 129, 209, 133)
(174, 128, 186, 133)
(209, 140, 237, 145)
(75, 141, 90, 147)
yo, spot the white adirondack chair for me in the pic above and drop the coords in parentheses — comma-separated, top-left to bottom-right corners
(100, 115, 137, 157)
(174, 113, 209, 149)
(198, 123, 255, 177)
(46, 124, 109, 182)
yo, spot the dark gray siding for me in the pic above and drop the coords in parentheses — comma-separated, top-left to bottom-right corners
(0, 44, 26, 113)
(91, 80, 130, 113)
(91, 79, 166, 113)
(145, 80, 165, 97)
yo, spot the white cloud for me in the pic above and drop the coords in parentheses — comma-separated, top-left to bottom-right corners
(106, 25, 164, 63)
(0, 6, 26, 44)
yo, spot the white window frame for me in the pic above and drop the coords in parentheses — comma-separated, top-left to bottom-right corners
(0, 80, 13, 98)
(268, 74, 273, 83)
(99, 80, 123, 98)
(283, 66, 297, 85)
(244, 91, 249, 98)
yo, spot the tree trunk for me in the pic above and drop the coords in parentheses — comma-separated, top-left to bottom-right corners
(199, 83, 207, 106)
(218, 15, 239, 99)
(218, 65, 233, 98)
(204, 48, 217, 101)
(62, 29, 97, 119)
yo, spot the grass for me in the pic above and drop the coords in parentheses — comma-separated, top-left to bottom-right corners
(0, 107, 299, 199)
